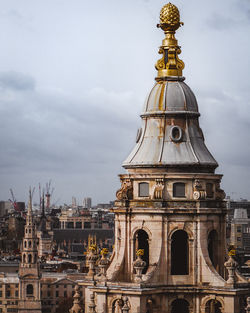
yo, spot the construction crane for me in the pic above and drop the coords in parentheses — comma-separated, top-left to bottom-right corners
(45, 180, 55, 209)
(9, 188, 18, 211)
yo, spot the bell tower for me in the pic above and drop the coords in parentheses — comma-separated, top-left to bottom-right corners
(84, 3, 250, 313)
(18, 189, 42, 313)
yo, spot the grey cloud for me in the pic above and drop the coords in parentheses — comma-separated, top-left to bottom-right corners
(0, 0, 250, 204)
(0, 83, 137, 203)
(0, 71, 35, 91)
(206, 13, 238, 30)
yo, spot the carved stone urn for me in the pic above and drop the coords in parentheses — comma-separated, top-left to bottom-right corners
(87, 245, 99, 279)
(224, 255, 238, 285)
(133, 250, 146, 282)
(98, 248, 110, 281)
(121, 296, 130, 313)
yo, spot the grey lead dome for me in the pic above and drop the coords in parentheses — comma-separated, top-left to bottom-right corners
(123, 79, 218, 172)
(144, 80, 198, 113)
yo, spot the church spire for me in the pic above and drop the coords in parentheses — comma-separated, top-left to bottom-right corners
(26, 187, 34, 227)
(155, 3, 184, 79)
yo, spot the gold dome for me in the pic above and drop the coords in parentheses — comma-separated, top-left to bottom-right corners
(159, 3, 181, 31)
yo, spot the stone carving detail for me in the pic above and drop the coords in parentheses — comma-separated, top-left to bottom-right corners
(113, 299, 123, 313)
(116, 179, 133, 200)
(215, 182, 226, 200)
(121, 297, 130, 313)
(224, 255, 238, 285)
(153, 179, 164, 199)
(88, 293, 96, 313)
(193, 179, 206, 200)
(246, 297, 250, 313)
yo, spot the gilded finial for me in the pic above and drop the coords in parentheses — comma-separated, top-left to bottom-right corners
(155, 3, 184, 79)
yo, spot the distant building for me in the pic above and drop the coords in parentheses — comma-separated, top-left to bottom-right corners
(226, 198, 250, 221)
(231, 208, 250, 250)
(83, 197, 91, 209)
(0, 201, 12, 216)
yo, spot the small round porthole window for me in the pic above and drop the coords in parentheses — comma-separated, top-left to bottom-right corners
(170, 126, 182, 142)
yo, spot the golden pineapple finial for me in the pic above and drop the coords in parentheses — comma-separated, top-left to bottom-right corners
(155, 3, 185, 79)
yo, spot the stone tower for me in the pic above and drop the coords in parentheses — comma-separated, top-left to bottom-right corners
(84, 3, 250, 313)
(18, 189, 42, 313)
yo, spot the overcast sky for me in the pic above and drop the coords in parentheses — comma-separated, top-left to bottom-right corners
(0, 0, 250, 205)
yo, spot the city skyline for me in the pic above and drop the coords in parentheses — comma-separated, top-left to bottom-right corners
(0, 0, 250, 205)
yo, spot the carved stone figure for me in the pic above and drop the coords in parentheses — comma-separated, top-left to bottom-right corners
(153, 179, 164, 199)
(116, 179, 133, 200)
(215, 182, 226, 200)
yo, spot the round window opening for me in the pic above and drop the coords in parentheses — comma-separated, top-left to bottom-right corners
(170, 126, 182, 142)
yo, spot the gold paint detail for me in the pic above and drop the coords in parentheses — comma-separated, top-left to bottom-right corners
(155, 3, 185, 78)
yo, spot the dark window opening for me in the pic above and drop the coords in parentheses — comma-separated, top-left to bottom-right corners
(205, 300, 222, 313)
(171, 230, 189, 275)
(139, 182, 149, 197)
(84, 222, 91, 229)
(28, 254, 32, 263)
(26, 284, 33, 296)
(75, 222, 82, 229)
(171, 299, 189, 313)
(173, 182, 185, 198)
(134, 229, 149, 274)
(66, 222, 74, 229)
(23, 254, 26, 263)
(206, 183, 214, 198)
(208, 230, 219, 271)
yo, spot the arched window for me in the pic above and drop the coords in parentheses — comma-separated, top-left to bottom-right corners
(24, 241, 27, 248)
(205, 299, 222, 313)
(173, 182, 185, 198)
(134, 229, 149, 274)
(23, 254, 26, 263)
(26, 284, 33, 296)
(146, 298, 154, 313)
(28, 241, 32, 248)
(171, 299, 189, 313)
(112, 299, 123, 313)
(139, 182, 149, 197)
(208, 230, 219, 271)
(28, 254, 32, 263)
(171, 230, 189, 275)
(34, 253, 37, 263)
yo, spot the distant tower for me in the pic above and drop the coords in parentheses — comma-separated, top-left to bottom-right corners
(83, 197, 92, 209)
(84, 3, 250, 313)
(18, 190, 42, 313)
(72, 196, 77, 208)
